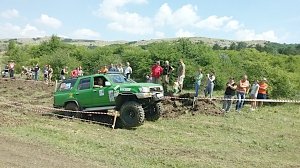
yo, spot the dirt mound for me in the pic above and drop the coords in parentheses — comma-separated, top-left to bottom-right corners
(0, 78, 54, 106)
(162, 93, 223, 118)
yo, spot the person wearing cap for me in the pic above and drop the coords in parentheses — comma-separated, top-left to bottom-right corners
(257, 78, 268, 107)
(151, 61, 163, 84)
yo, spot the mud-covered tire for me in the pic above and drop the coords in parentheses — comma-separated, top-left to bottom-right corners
(64, 102, 79, 117)
(120, 101, 145, 128)
(145, 102, 162, 121)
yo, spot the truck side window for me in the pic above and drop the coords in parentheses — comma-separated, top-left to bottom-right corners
(78, 78, 91, 90)
(94, 76, 107, 87)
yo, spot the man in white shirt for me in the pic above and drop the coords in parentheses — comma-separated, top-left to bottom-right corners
(124, 62, 132, 79)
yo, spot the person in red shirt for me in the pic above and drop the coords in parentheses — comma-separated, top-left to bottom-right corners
(257, 78, 268, 107)
(151, 61, 163, 84)
(71, 67, 79, 78)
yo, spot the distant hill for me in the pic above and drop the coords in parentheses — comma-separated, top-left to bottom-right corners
(0, 36, 269, 52)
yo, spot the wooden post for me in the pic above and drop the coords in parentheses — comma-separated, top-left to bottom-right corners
(112, 112, 118, 129)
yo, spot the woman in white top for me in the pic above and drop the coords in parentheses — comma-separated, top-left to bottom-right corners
(124, 62, 132, 79)
(250, 80, 259, 110)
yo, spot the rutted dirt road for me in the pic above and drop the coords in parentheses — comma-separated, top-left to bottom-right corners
(0, 134, 99, 168)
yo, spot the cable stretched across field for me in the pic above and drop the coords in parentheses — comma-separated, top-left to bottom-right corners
(164, 96, 300, 104)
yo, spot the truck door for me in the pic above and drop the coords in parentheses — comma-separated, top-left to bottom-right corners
(91, 76, 115, 107)
(74, 77, 93, 108)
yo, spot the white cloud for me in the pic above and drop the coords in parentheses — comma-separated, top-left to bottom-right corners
(154, 3, 199, 28)
(0, 23, 46, 38)
(38, 14, 62, 29)
(1, 9, 19, 19)
(175, 29, 195, 37)
(196, 15, 232, 30)
(73, 28, 100, 39)
(225, 20, 242, 30)
(96, 0, 152, 35)
(235, 29, 279, 42)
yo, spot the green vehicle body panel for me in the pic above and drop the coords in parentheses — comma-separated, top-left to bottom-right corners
(53, 73, 163, 109)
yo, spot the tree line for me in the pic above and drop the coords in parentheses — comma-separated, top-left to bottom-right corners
(5, 35, 300, 99)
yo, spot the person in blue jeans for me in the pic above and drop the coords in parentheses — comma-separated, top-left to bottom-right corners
(34, 64, 40, 81)
(222, 77, 237, 112)
(235, 75, 250, 112)
(204, 71, 216, 99)
(194, 68, 203, 97)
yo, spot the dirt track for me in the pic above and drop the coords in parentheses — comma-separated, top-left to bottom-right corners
(0, 134, 99, 168)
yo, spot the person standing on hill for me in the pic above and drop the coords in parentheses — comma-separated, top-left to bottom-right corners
(250, 79, 260, 111)
(34, 64, 40, 81)
(222, 77, 237, 113)
(194, 68, 203, 97)
(48, 65, 53, 82)
(43, 65, 49, 83)
(71, 67, 79, 78)
(78, 66, 83, 76)
(177, 59, 186, 93)
(162, 61, 174, 92)
(204, 71, 216, 99)
(151, 61, 163, 84)
(257, 78, 268, 107)
(117, 63, 123, 74)
(60, 66, 68, 80)
(124, 62, 132, 79)
(109, 63, 117, 72)
(8, 61, 15, 79)
(235, 75, 250, 112)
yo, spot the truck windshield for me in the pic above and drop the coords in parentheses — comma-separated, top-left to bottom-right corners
(107, 74, 135, 83)
(57, 78, 77, 91)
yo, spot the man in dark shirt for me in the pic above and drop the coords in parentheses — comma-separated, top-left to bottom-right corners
(162, 61, 174, 92)
(222, 77, 237, 113)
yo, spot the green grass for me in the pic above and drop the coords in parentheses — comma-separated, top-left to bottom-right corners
(1, 104, 300, 168)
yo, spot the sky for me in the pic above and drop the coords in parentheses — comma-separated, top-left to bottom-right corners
(0, 0, 299, 43)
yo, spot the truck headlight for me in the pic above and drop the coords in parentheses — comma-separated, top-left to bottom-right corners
(139, 87, 150, 93)
(159, 86, 163, 92)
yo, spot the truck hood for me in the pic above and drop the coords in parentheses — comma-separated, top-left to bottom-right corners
(113, 82, 163, 93)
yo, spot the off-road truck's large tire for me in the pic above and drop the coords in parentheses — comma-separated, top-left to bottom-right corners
(145, 102, 162, 121)
(120, 101, 145, 128)
(64, 102, 80, 117)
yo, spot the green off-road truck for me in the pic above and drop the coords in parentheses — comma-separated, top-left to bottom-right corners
(53, 72, 164, 128)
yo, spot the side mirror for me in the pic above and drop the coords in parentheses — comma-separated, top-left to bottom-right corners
(105, 81, 111, 86)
